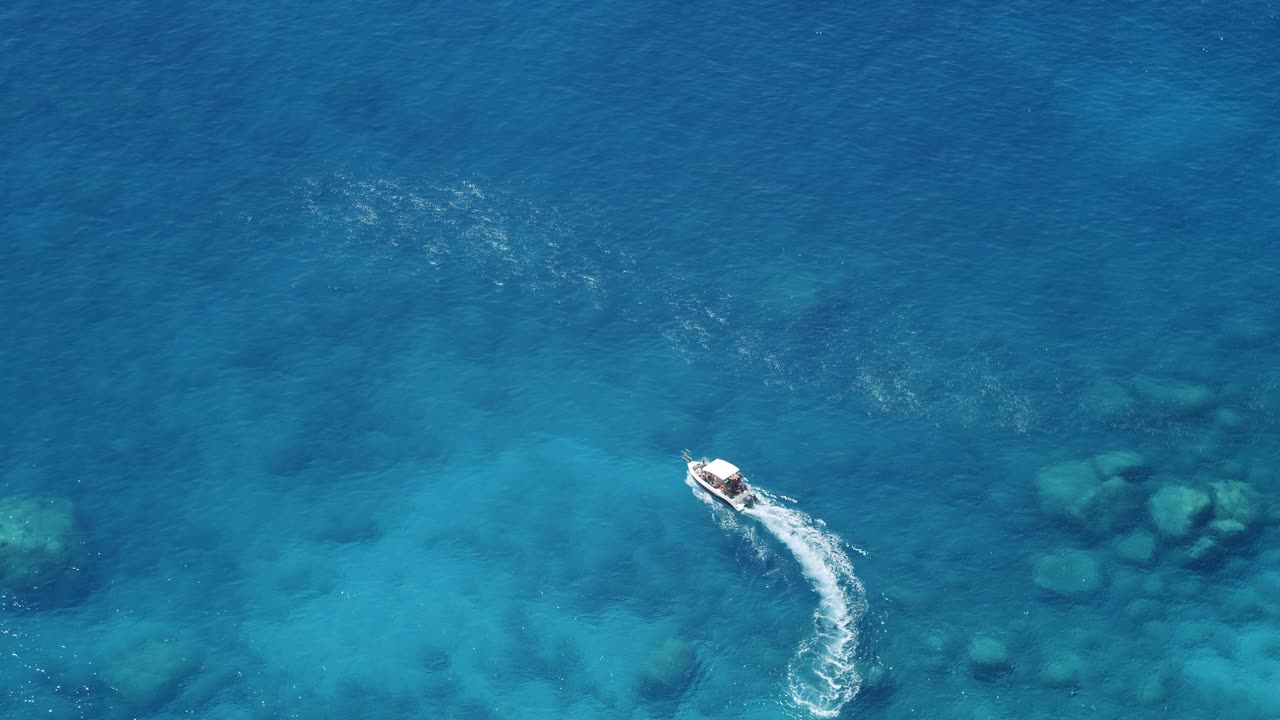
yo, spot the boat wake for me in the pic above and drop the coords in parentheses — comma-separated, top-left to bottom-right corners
(684, 473, 775, 563)
(746, 489, 867, 718)
(685, 474, 867, 716)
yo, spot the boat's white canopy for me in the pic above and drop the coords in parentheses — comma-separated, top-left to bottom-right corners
(704, 459, 741, 480)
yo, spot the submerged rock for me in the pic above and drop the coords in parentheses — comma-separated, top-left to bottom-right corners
(918, 630, 952, 674)
(1037, 461, 1099, 520)
(101, 633, 201, 710)
(639, 638, 697, 698)
(1211, 480, 1261, 528)
(1093, 450, 1148, 480)
(968, 636, 1011, 678)
(1036, 460, 1136, 534)
(1209, 519, 1248, 540)
(1214, 408, 1246, 430)
(859, 663, 893, 695)
(1181, 535, 1226, 568)
(1033, 549, 1103, 597)
(1039, 654, 1084, 688)
(1148, 485, 1211, 538)
(1181, 626, 1280, 715)
(1114, 531, 1156, 565)
(0, 496, 77, 590)
(1132, 377, 1215, 416)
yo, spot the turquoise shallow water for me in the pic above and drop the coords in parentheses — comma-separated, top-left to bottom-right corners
(3, 1, 1280, 718)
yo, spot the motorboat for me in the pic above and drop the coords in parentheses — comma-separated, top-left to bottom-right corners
(682, 452, 756, 511)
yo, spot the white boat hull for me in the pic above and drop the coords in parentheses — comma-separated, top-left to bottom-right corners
(686, 461, 754, 511)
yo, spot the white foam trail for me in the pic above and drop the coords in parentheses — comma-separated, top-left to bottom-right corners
(746, 489, 867, 718)
(684, 473, 775, 563)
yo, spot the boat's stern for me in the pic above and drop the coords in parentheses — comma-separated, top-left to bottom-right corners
(681, 452, 703, 477)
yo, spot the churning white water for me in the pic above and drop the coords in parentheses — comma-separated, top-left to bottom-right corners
(685, 473, 867, 717)
(747, 489, 867, 717)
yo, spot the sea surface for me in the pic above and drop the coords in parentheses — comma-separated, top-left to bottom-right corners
(3, 1, 1280, 718)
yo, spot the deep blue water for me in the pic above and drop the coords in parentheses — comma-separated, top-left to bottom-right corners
(3, 1, 1280, 718)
